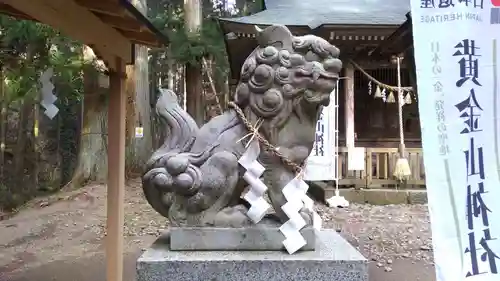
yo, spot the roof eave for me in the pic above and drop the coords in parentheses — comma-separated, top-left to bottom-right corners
(219, 18, 406, 33)
(314, 23, 402, 30)
(218, 17, 313, 29)
(119, 0, 169, 47)
(370, 15, 413, 56)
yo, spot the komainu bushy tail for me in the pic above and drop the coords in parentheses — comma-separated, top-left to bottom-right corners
(142, 88, 199, 217)
(153, 88, 199, 156)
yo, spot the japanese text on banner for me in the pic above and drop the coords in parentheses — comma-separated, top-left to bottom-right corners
(410, 1, 500, 281)
(453, 39, 499, 277)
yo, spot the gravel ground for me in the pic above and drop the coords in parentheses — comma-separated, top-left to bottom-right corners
(318, 203, 433, 272)
(0, 179, 434, 279)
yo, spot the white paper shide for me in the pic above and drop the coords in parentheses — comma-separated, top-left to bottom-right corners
(39, 68, 59, 120)
(238, 139, 271, 223)
(279, 176, 322, 254)
(238, 139, 322, 254)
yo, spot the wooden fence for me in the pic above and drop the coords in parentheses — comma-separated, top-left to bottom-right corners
(337, 147, 426, 188)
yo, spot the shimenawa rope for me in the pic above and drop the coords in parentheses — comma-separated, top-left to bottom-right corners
(228, 101, 303, 175)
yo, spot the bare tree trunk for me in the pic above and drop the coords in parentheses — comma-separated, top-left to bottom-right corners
(37, 80, 62, 191)
(167, 47, 174, 90)
(72, 106, 108, 185)
(130, 42, 152, 166)
(125, 65, 136, 146)
(180, 66, 186, 109)
(14, 99, 31, 176)
(70, 90, 108, 186)
(67, 46, 108, 189)
(223, 78, 230, 107)
(184, 0, 204, 125)
(0, 66, 5, 181)
(149, 52, 160, 150)
(33, 92, 40, 188)
(127, 0, 153, 173)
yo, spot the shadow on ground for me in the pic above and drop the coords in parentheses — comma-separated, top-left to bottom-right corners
(2, 251, 435, 281)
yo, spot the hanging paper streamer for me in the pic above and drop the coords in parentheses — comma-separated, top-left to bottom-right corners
(368, 80, 373, 95)
(374, 86, 383, 98)
(39, 68, 59, 119)
(238, 139, 271, 223)
(302, 192, 322, 231)
(279, 175, 322, 254)
(238, 131, 323, 254)
(404, 93, 412, 105)
(386, 91, 396, 103)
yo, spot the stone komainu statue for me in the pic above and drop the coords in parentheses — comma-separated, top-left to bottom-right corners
(142, 25, 342, 227)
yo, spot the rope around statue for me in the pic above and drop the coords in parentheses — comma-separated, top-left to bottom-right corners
(229, 100, 322, 254)
(228, 101, 304, 176)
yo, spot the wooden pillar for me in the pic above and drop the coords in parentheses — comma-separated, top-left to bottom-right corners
(106, 57, 126, 281)
(344, 64, 355, 148)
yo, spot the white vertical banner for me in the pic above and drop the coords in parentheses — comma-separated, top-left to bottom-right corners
(411, 1, 500, 281)
(304, 89, 337, 181)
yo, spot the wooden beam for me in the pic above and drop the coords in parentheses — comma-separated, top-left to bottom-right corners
(118, 30, 160, 46)
(2, 0, 132, 63)
(88, 44, 119, 71)
(106, 56, 126, 281)
(75, 0, 127, 17)
(0, 4, 34, 20)
(95, 13, 144, 32)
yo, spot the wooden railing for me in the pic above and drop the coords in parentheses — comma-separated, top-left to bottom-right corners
(337, 147, 426, 188)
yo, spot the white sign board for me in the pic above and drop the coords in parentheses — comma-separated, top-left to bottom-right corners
(135, 127, 144, 138)
(411, 1, 500, 281)
(347, 147, 365, 171)
(304, 92, 336, 181)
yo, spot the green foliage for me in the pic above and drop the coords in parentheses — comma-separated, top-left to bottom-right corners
(0, 15, 93, 211)
(169, 20, 228, 76)
(0, 15, 92, 104)
(149, 0, 231, 84)
(147, 0, 267, 86)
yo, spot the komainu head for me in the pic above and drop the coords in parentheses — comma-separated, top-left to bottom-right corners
(232, 24, 342, 141)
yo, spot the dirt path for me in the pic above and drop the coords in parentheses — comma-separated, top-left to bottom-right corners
(0, 180, 435, 281)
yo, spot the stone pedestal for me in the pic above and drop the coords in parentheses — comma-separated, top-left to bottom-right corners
(136, 230, 368, 281)
(170, 226, 315, 251)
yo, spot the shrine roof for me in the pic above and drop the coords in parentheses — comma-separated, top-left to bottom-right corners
(372, 12, 413, 55)
(219, 0, 410, 29)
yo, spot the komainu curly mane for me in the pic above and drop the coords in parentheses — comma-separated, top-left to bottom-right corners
(142, 25, 342, 227)
(233, 27, 341, 144)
